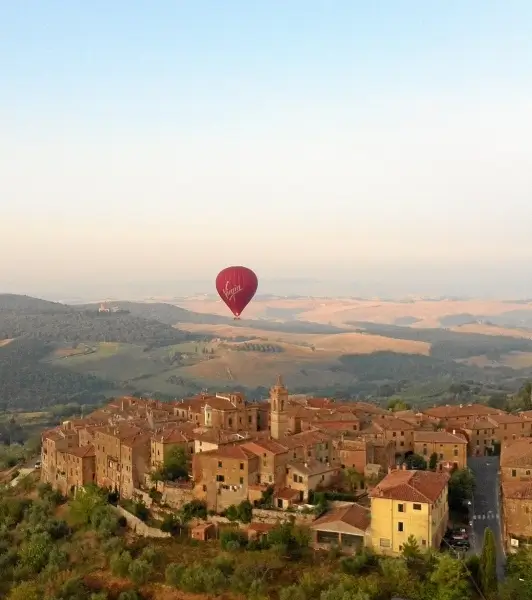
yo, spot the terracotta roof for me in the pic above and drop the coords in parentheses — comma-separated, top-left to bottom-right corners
(374, 416, 414, 431)
(502, 480, 532, 500)
(488, 413, 531, 425)
(446, 417, 496, 431)
(313, 421, 360, 433)
(371, 469, 449, 503)
(65, 444, 95, 458)
(501, 437, 532, 468)
(151, 427, 191, 444)
(422, 404, 503, 420)
(349, 402, 388, 415)
(122, 432, 151, 448)
(275, 487, 301, 500)
(199, 444, 258, 461)
(312, 503, 371, 532)
(413, 430, 467, 444)
(288, 460, 338, 476)
(280, 430, 331, 448)
(241, 439, 288, 456)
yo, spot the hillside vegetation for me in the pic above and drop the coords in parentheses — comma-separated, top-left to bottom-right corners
(3, 294, 532, 411)
(0, 480, 497, 600)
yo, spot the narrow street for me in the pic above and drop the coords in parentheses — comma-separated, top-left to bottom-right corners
(468, 455, 505, 580)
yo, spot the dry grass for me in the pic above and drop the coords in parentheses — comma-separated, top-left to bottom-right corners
(450, 323, 532, 338)
(178, 297, 532, 327)
(175, 322, 430, 386)
(178, 323, 430, 355)
(461, 351, 532, 370)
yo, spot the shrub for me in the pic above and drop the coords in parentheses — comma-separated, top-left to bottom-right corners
(165, 563, 185, 587)
(110, 551, 132, 577)
(139, 545, 163, 568)
(220, 529, 247, 550)
(128, 559, 153, 586)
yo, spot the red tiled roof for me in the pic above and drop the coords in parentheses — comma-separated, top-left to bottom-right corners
(501, 437, 532, 468)
(371, 469, 449, 503)
(422, 404, 503, 420)
(199, 444, 258, 461)
(413, 430, 467, 444)
(242, 439, 288, 456)
(312, 503, 370, 532)
(65, 444, 95, 458)
(502, 480, 532, 500)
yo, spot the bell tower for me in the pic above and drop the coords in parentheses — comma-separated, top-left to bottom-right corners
(270, 374, 289, 440)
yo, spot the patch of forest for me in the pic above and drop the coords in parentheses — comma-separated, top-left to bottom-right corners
(0, 339, 113, 410)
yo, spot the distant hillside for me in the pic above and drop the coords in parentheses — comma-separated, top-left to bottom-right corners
(80, 300, 350, 335)
(439, 310, 532, 329)
(0, 338, 112, 409)
(0, 294, 205, 346)
(79, 301, 230, 326)
(348, 321, 532, 359)
(0, 293, 71, 314)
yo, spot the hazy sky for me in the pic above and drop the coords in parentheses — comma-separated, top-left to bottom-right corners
(1, 2, 532, 297)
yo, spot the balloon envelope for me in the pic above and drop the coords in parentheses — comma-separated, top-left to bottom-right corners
(215, 266, 258, 317)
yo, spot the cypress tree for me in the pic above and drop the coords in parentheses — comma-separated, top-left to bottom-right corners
(479, 527, 497, 597)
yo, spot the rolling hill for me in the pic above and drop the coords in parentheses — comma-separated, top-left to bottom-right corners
(2, 293, 532, 408)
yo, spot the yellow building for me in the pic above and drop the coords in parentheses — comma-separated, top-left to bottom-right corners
(370, 468, 449, 556)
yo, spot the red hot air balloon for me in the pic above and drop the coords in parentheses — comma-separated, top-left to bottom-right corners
(215, 266, 258, 319)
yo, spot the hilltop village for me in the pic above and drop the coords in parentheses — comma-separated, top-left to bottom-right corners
(41, 376, 532, 555)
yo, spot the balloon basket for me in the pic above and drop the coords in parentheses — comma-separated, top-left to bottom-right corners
(233, 317, 241, 321)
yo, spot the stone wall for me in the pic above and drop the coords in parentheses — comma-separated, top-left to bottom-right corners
(161, 484, 195, 509)
(208, 508, 315, 526)
(112, 505, 171, 539)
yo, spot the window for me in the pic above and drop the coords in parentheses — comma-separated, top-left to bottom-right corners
(392, 432, 397, 437)
(453, 449, 458, 456)
(421, 539, 427, 547)
(398, 522, 404, 532)
(400, 431, 404, 436)
(216, 474, 225, 482)
(379, 538, 391, 548)
(398, 503, 405, 513)
(512, 469, 517, 477)
(400, 442, 404, 447)
(413, 503, 422, 511)
(228, 418, 233, 426)
(218, 461, 222, 468)
(239, 463, 244, 470)
(239, 477, 244, 484)
(526, 470, 530, 476)
(439, 453, 443, 459)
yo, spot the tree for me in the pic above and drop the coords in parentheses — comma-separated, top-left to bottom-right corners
(344, 468, 364, 493)
(388, 398, 411, 411)
(429, 452, 439, 471)
(128, 559, 153, 586)
(480, 528, 497, 597)
(430, 553, 470, 600)
(405, 454, 427, 470)
(401, 535, 421, 564)
(448, 468, 475, 512)
(154, 445, 188, 481)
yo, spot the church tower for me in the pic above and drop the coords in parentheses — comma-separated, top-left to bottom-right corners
(270, 374, 289, 440)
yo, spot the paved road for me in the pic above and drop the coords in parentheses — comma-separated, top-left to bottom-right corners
(468, 455, 505, 580)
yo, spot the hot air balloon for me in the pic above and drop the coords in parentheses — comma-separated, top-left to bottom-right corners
(215, 266, 258, 319)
